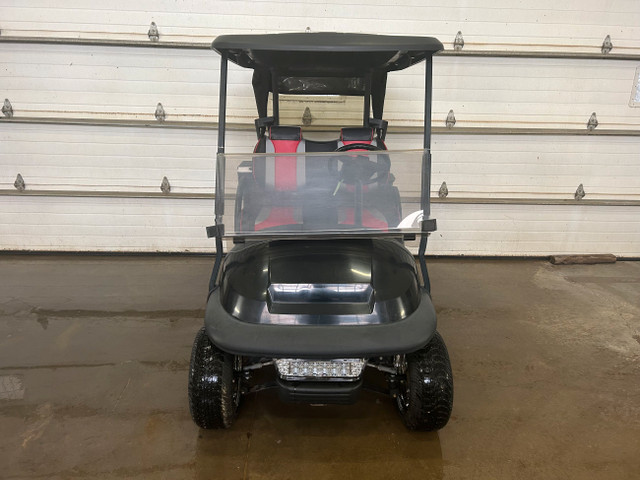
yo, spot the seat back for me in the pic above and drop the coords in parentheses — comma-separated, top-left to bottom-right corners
(337, 127, 386, 150)
(253, 126, 306, 191)
(254, 126, 305, 153)
(250, 126, 306, 230)
(265, 126, 305, 154)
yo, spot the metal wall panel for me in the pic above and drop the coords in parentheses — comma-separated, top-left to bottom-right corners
(1, 0, 639, 53)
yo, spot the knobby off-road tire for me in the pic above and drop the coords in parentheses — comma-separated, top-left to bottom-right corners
(397, 331, 454, 431)
(188, 327, 240, 429)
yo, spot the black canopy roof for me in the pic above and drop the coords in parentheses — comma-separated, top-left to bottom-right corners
(212, 33, 443, 123)
(212, 32, 443, 76)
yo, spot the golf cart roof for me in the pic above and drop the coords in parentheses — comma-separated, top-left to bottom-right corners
(212, 32, 443, 75)
(212, 32, 443, 121)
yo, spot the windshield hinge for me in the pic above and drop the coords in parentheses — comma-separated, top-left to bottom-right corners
(206, 224, 225, 238)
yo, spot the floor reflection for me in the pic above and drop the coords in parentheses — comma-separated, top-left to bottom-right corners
(193, 390, 443, 480)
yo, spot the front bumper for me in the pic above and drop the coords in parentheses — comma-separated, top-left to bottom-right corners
(204, 288, 437, 358)
(276, 378, 363, 404)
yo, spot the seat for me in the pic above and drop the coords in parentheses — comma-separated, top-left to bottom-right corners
(244, 126, 307, 231)
(254, 125, 306, 154)
(337, 127, 386, 150)
(253, 126, 306, 193)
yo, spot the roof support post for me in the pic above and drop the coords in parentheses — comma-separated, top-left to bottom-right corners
(271, 70, 280, 125)
(217, 54, 228, 155)
(363, 74, 372, 126)
(422, 57, 433, 218)
(215, 54, 228, 221)
(423, 57, 433, 151)
(419, 57, 435, 293)
(212, 53, 228, 290)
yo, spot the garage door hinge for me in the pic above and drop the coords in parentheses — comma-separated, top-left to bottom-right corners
(587, 112, 598, 130)
(575, 183, 585, 200)
(160, 176, 171, 194)
(601, 35, 613, 54)
(438, 182, 449, 198)
(2, 99, 13, 118)
(14, 174, 25, 192)
(453, 31, 464, 51)
(445, 110, 456, 128)
(302, 106, 313, 126)
(155, 103, 165, 122)
(148, 22, 159, 42)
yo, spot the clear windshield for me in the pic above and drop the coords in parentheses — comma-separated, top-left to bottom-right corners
(217, 149, 427, 238)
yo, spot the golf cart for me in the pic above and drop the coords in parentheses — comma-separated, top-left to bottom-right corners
(188, 32, 453, 431)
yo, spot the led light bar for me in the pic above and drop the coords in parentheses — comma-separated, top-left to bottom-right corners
(275, 358, 366, 381)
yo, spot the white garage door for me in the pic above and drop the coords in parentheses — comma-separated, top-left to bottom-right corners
(1, 0, 639, 256)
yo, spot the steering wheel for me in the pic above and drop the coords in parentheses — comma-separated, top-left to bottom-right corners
(334, 143, 383, 153)
(329, 143, 389, 187)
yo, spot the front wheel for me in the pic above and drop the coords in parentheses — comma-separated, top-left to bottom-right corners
(396, 332, 454, 431)
(188, 327, 241, 429)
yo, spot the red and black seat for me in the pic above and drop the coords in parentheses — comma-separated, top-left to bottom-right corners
(337, 127, 386, 150)
(244, 126, 307, 231)
(253, 125, 305, 154)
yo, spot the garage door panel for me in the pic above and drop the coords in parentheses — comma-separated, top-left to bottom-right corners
(428, 204, 640, 256)
(402, 134, 640, 200)
(3, 43, 639, 129)
(1, 1, 639, 255)
(0, 196, 213, 252)
(1, 196, 638, 256)
(2, 1, 639, 52)
(0, 124, 224, 193)
(3, 125, 638, 199)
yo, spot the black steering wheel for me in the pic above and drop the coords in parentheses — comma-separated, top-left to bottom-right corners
(334, 143, 383, 153)
(329, 143, 389, 186)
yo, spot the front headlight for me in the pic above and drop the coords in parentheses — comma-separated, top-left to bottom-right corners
(275, 358, 366, 381)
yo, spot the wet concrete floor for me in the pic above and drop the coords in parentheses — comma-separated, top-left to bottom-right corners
(1, 255, 639, 479)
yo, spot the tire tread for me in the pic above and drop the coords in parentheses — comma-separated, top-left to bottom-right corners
(188, 327, 237, 429)
(401, 332, 454, 431)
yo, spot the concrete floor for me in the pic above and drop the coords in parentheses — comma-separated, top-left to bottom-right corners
(0, 254, 639, 480)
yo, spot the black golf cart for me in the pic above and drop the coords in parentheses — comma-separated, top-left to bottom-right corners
(188, 32, 453, 431)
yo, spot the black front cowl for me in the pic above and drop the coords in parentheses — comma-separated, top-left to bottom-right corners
(219, 238, 420, 326)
